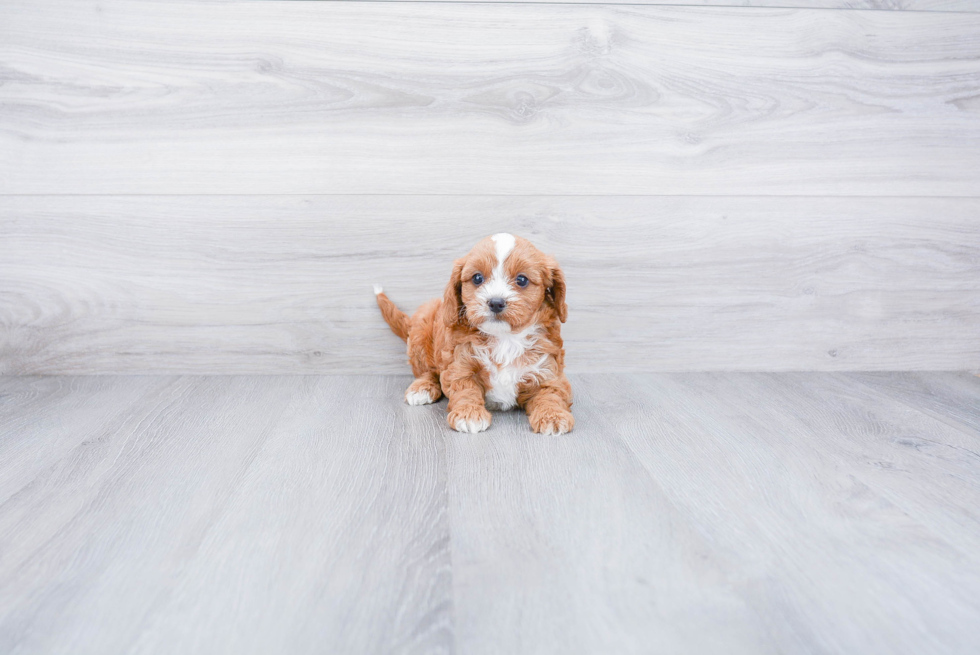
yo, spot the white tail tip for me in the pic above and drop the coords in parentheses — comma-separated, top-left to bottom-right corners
(373, 284, 383, 296)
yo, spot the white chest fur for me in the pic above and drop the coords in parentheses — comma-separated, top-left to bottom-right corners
(475, 323, 550, 411)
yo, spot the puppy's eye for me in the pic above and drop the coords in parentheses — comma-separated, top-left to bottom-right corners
(515, 274, 529, 288)
(472, 273, 484, 286)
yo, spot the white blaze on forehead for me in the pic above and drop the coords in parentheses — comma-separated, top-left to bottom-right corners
(480, 233, 517, 305)
(491, 233, 516, 262)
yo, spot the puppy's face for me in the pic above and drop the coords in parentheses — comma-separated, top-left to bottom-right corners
(444, 233, 567, 333)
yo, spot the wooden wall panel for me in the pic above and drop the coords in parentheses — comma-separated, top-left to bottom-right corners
(1, 1, 979, 195)
(2, 196, 977, 374)
(369, 0, 980, 10)
(2, 2, 977, 373)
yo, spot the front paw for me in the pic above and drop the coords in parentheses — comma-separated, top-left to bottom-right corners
(405, 377, 442, 406)
(529, 407, 574, 435)
(448, 405, 492, 433)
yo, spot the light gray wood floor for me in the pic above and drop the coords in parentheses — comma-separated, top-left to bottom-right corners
(1, 372, 978, 654)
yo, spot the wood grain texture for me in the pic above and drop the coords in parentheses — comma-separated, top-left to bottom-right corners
(2, 195, 977, 374)
(6, 373, 977, 653)
(442, 379, 774, 654)
(371, 0, 980, 10)
(569, 372, 980, 653)
(2, 1, 980, 195)
(846, 371, 980, 438)
(640, 372, 980, 555)
(0, 375, 451, 655)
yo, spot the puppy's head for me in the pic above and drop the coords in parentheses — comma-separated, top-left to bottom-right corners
(444, 233, 567, 333)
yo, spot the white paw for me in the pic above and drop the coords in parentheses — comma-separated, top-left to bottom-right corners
(373, 284, 383, 296)
(405, 390, 434, 406)
(538, 423, 570, 436)
(530, 409, 574, 436)
(454, 417, 490, 433)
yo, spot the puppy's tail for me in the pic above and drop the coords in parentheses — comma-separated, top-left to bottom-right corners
(374, 285, 410, 342)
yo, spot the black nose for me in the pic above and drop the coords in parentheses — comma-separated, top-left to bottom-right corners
(488, 298, 506, 314)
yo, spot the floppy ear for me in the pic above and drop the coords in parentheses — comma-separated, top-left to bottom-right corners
(546, 259, 568, 323)
(443, 258, 466, 326)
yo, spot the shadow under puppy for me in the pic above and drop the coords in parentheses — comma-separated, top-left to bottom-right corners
(374, 233, 574, 435)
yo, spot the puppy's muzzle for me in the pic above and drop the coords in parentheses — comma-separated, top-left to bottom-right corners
(488, 298, 506, 314)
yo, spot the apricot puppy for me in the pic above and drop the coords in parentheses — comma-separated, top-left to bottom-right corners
(374, 233, 573, 435)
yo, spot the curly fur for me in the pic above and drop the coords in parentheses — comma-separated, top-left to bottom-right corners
(375, 234, 574, 435)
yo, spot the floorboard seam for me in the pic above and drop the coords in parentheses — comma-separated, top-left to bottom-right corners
(842, 373, 980, 443)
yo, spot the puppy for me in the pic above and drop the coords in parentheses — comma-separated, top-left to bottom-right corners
(374, 233, 573, 435)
